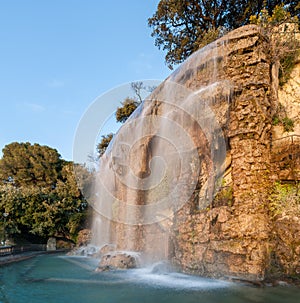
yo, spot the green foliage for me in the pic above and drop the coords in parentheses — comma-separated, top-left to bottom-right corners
(282, 117, 295, 132)
(115, 98, 139, 123)
(250, 4, 300, 86)
(0, 142, 89, 242)
(213, 185, 233, 208)
(272, 115, 280, 125)
(249, 4, 298, 25)
(98, 82, 156, 158)
(272, 115, 295, 132)
(149, 1, 300, 68)
(97, 133, 114, 158)
(115, 82, 154, 123)
(0, 142, 63, 187)
(279, 48, 300, 86)
(268, 182, 299, 218)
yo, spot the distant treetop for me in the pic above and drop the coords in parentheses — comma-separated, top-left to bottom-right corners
(0, 142, 63, 187)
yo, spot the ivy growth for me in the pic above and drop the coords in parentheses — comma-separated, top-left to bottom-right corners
(268, 182, 299, 218)
(213, 179, 233, 208)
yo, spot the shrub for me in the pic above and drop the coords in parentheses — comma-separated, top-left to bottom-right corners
(268, 182, 300, 218)
(282, 117, 295, 132)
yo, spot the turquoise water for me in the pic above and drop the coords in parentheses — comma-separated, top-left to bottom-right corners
(0, 254, 299, 303)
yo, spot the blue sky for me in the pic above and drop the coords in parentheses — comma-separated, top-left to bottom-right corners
(0, 0, 170, 161)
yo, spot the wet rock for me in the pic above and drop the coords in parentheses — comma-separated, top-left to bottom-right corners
(90, 244, 116, 259)
(76, 229, 92, 247)
(96, 252, 139, 271)
(99, 244, 116, 255)
(68, 244, 98, 256)
(92, 23, 300, 283)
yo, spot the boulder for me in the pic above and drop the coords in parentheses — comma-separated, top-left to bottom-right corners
(96, 252, 139, 271)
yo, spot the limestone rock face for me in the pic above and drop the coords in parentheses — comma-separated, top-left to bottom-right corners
(269, 57, 300, 278)
(164, 24, 274, 281)
(270, 215, 300, 277)
(98, 24, 299, 281)
(271, 57, 300, 181)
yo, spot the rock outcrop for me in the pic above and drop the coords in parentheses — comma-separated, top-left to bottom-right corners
(268, 54, 300, 279)
(165, 25, 273, 280)
(169, 25, 300, 281)
(95, 24, 300, 281)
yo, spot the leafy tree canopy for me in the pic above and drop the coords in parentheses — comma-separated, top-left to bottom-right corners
(115, 82, 155, 123)
(115, 98, 139, 123)
(0, 142, 63, 187)
(0, 142, 90, 243)
(97, 133, 114, 158)
(148, 0, 300, 68)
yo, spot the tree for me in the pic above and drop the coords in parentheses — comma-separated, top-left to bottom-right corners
(97, 82, 156, 158)
(0, 182, 87, 242)
(0, 142, 89, 243)
(115, 98, 139, 123)
(97, 133, 114, 158)
(250, 4, 300, 85)
(0, 142, 63, 187)
(116, 82, 156, 123)
(148, 0, 300, 68)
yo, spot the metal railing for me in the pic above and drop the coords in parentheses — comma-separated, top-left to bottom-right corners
(0, 244, 46, 257)
(271, 134, 300, 146)
(271, 134, 300, 157)
(270, 134, 300, 182)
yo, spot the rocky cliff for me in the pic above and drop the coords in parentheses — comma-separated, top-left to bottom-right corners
(268, 53, 300, 280)
(97, 24, 300, 282)
(169, 25, 300, 282)
(168, 24, 274, 281)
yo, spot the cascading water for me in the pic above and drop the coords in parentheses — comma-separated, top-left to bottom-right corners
(87, 36, 232, 269)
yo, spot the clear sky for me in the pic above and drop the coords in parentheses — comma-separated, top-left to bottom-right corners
(0, 0, 170, 161)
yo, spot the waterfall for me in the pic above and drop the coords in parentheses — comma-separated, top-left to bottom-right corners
(75, 36, 233, 267)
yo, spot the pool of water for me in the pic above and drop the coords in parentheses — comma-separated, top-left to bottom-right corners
(0, 254, 299, 303)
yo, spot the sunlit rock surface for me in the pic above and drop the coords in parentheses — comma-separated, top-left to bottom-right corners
(91, 25, 300, 281)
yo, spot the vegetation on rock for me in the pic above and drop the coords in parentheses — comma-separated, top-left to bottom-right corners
(250, 4, 300, 86)
(268, 182, 300, 218)
(115, 98, 139, 123)
(115, 82, 155, 123)
(272, 102, 295, 132)
(273, 115, 295, 132)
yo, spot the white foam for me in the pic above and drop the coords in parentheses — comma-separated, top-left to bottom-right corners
(70, 244, 101, 257)
(130, 268, 231, 290)
(60, 257, 232, 290)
